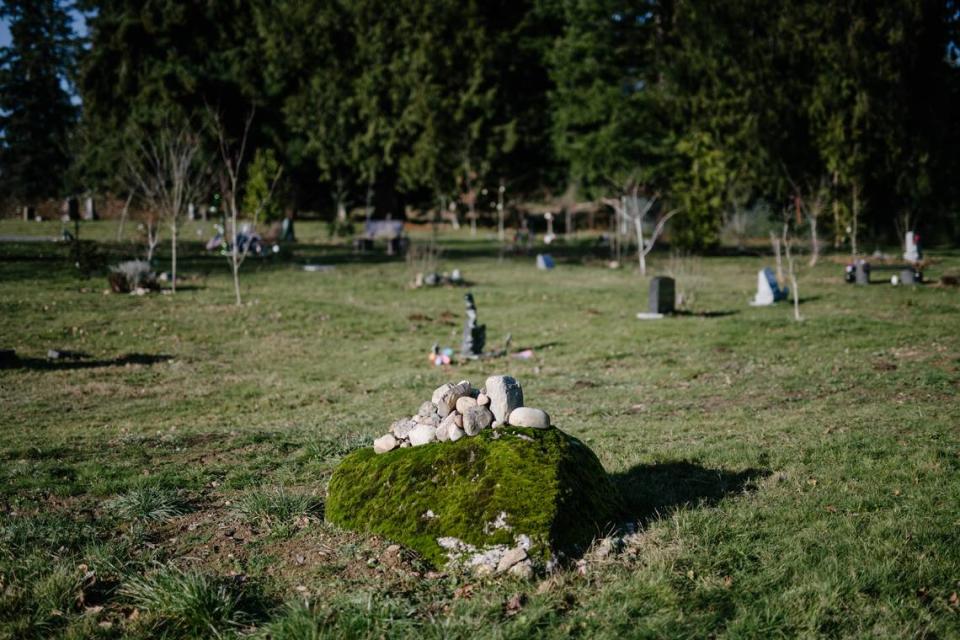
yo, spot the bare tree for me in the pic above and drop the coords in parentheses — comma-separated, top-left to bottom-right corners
(116, 190, 135, 242)
(782, 220, 802, 322)
(126, 122, 207, 293)
(209, 107, 284, 305)
(603, 187, 679, 276)
(143, 213, 160, 262)
(769, 229, 784, 284)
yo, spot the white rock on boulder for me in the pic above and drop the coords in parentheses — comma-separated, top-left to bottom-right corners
(448, 425, 465, 441)
(391, 419, 415, 439)
(408, 423, 437, 446)
(455, 396, 478, 413)
(484, 375, 524, 424)
(507, 407, 551, 429)
(462, 405, 494, 436)
(373, 433, 398, 454)
(437, 380, 472, 418)
(431, 383, 454, 405)
(476, 392, 490, 406)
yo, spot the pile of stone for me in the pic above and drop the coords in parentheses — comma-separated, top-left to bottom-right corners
(373, 375, 550, 454)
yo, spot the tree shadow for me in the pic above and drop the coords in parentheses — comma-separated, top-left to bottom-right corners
(2, 352, 174, 371)
(610, 460, 770, 524)
(671, 310, 740, 318)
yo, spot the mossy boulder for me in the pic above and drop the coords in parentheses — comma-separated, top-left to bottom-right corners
(326, 426, 621, 568)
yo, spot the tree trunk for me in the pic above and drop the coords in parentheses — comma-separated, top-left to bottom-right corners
(635, 216, 647, 276)
(231, 207, 242, 306)
(808, 215, 820, 267)
(832, 170, 841, 249)
(171, 220, 178, 293)
(770, 230, 783, 284)
(117, 191, 134, 242)
(850, 180, 860, 257)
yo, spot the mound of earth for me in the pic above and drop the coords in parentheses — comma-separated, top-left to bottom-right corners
(326, 426, 621, 569)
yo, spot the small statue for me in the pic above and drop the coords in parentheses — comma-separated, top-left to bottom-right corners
(461, 292, 486, 358)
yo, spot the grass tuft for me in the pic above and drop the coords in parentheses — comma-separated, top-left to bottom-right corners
(306, 433, 374, 460)
(104, 486, 189, 522)
(120, 566, 252, 638)
(233, 486, 323, 538)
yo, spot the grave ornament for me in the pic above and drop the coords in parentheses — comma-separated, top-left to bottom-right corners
(750, 267, 789, 306)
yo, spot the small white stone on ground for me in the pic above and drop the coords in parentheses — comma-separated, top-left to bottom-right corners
(507, 407, 551, 429)
(373, 433, 398, 454)
(408, 423, 437, 446)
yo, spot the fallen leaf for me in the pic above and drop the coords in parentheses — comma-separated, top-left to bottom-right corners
(454, 584, 475, 600)
(949, 592, 958, 607)
(825, 505, 837, 513)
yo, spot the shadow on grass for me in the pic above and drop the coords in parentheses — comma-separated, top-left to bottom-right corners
(610, 461, 770, 524)
(2, 352, 173, 370)
(671, 310, 740, 318)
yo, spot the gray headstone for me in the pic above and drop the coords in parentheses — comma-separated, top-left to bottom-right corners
(648, 277, 675, 315)
(855, 261, 870, 285)
(899, 268, 916, 285)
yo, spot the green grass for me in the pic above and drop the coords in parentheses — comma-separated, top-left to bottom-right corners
(105, 486, 190, 522)
(1, 219, 959, 638)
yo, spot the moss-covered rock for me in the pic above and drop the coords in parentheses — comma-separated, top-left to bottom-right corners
(326, 427, 621, 568)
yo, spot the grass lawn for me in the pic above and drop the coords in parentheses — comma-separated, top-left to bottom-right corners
(1, 220, 959, 638)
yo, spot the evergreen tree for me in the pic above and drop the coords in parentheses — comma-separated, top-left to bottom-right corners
(0, 0, 77, 205)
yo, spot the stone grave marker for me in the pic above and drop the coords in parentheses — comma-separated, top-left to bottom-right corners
(903, 231, 921, 263)
(461, 293, 486, 357)
(637, 276, 675, 319)
(83, 197, 97, 221)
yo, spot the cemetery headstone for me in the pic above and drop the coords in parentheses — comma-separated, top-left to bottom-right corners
(637, 276, 676, 319)
(855, 260, 870, 285)
(903, 231, 921, 263)
(536, 254, 555, 270)
(899, 268, 917, 285)
(750, 267, 789, 306)
(649, 277, 675, 315)
(82, 197, 97, 221)
(461, 293, 486, 357)
(281, 216, 296, 242)
(187, 203, 196, 221)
